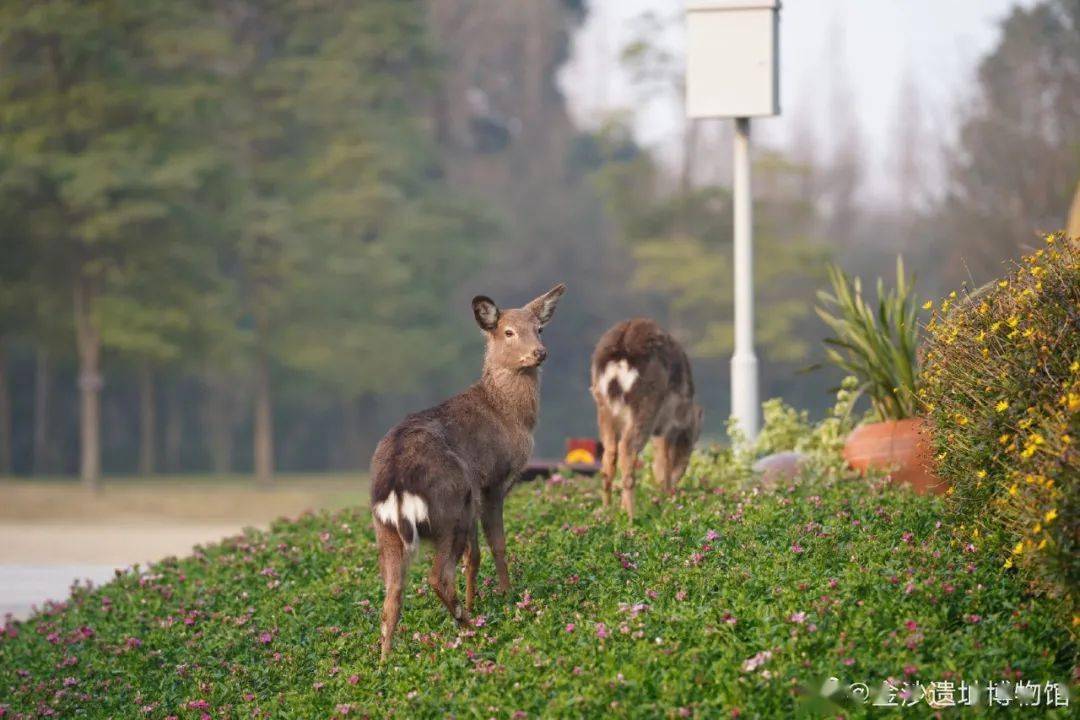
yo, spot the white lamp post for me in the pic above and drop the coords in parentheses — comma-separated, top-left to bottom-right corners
(685, 0, 781, 441)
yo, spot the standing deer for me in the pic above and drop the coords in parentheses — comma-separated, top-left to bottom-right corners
(370, 283, 566, 660)
(591, 318, 703, 521)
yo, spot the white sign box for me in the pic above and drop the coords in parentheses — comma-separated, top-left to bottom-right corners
(686, 0, 780, 118)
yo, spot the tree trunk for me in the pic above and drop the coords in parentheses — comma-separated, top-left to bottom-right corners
(74, 277, 102, 491)
(340, 397, 361, 471)
(33, 348, 50, 475)
(0, 338, 11, 476)
(164, 379, 183, 472)
(203, 374, 234, 476)
(253, 351, 273, 487)
(138, 362, 156, 476)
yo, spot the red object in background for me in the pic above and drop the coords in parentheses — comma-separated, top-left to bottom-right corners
(521, 437, 603, 481)
(565, 437, 598, 462)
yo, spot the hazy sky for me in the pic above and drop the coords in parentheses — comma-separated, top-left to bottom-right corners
(560, 0, 1036, 204)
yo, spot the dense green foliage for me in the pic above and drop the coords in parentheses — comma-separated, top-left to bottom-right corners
(815, 259, 921, 421)
(0, 0, 497, 482)
(921, 233, 1079, 624)
(3, 459, 1075, 717)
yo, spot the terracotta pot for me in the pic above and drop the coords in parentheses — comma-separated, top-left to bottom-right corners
(843, 417, 945, 494)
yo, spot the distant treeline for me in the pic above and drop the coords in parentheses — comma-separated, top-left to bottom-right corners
(0, 0, 1075, 484)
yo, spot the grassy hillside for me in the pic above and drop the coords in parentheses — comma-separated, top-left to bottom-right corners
(1, 465, 1075, 718)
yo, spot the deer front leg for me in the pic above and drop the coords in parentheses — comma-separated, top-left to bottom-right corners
(464, 524, 480, 614)
(651, 435, 672, 495)
(618, 428, 646, 522)
(597, 405, 618, 508)
(480, 491, 511, 593)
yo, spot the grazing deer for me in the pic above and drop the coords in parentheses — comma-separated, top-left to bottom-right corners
(591, 318, 703, 521)
(370, 283, 566, 660)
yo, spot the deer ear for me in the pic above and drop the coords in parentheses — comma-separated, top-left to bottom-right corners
(472, 295, 500, 331)
(527, 283, 566, 326)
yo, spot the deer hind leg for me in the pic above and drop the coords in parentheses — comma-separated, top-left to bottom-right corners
(597, 405, 618, 508)
(376, 521, 408, 662)
(618, 426, 647, 522)
(651, 435, 673, 496)
(464, 523, 480, 614)
(429, 531, 469, 627)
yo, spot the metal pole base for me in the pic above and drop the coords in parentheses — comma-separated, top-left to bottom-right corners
(730, 351, 759, 440)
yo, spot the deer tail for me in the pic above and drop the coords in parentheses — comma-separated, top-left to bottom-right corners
(372, 489, 429, 555)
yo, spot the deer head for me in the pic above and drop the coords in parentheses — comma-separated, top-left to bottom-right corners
(473, 283, 566, 374)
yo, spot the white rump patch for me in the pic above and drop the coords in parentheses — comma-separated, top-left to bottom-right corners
(598, 360, 639, 409)
(373, 491, 429, 554)
(373, 492, 399, 525)
(400, 491, 429, 526)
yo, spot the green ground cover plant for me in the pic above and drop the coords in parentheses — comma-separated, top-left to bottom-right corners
(2, 443, 1075, 718)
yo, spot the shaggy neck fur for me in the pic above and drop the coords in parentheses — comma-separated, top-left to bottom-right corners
(480, 361, 540, 430)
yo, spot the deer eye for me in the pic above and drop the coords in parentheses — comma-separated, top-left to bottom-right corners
(504, 328, 515, 338)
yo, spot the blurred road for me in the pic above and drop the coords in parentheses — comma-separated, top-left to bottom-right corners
(0, 522, 240, 621)
(1, 565, 120, 621)
(0, 476, 368, 622)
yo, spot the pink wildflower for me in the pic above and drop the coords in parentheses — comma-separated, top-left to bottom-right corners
(741, 650, 772, 673)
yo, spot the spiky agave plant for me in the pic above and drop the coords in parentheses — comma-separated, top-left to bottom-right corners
(815, 257, 920, 421)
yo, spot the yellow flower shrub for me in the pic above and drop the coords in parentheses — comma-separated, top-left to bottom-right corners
(920, 232, 1078, 622)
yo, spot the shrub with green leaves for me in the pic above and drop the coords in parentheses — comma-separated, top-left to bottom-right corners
(921, 232, 1079, 624)
(816, 258, 921, 420)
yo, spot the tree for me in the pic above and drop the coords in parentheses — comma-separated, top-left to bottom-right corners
(938, 0, 1080, 281)
(199, 0, 497, 482)
(0, 1, 229, 487)
(821, 15, 865, 248)
(592, 127, 827, 364)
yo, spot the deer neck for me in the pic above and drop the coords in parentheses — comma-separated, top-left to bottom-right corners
(480, 364, 540, 430)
